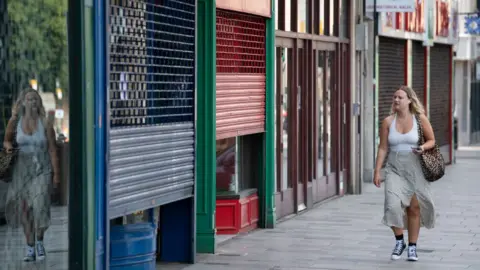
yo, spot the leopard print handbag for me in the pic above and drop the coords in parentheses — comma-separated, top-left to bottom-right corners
(415, 114, 445, 182)
(0, 118, 19, 182)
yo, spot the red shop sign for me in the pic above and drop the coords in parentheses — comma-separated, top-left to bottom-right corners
(405, 0, 424, 33)
(436, 0, 449, 37)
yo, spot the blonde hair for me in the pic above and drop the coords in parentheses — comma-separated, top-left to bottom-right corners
(12, 88, 47, 122)
(390, 85, 425, 115)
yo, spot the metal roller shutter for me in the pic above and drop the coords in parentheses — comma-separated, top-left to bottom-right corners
(0, 1, 11, 140)
(378, 37, 406, 127)
(108, 0, 195, 218)
(430, 44, 451, 147)
(412, 41, 425, 106)
(216, 10, 266, 140)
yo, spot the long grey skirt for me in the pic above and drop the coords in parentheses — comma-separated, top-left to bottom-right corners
(4, 152, 52, 230)
(382, 151, 436, 230)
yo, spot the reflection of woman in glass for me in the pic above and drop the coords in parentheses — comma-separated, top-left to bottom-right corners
(3, 88, 59, 261)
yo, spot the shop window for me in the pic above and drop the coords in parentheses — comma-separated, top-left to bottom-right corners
(298, 0, 307, 33)
(1, 0, 70, 268)
(319, 0, 334, 36)
(216, 137, 237, 193)
(339, 0, 348, 38)
(216, 134, 262, 194)
(319, 0, 325, 34)
(317, 51, 325, 177)
(274, 0, 291, 31)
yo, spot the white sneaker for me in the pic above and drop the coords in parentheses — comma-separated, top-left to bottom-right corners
(391, 240, 406, 260)
(407, 245, 418, 261)
(23, 246, 35, 262)
(36, 241, 46, 260)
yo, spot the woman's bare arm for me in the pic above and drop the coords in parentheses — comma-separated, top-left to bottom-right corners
(419, 114, 436, 150)
(3, 117, 17, 150)
(374, 117, 391, 174)
(46, 121, 60, 182)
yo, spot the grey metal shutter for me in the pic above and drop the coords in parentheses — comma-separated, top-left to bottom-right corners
(108, 0, 195, 218)
(0, 1, 10, 140)
(430, 44, 451, 147)
(412, 41, 425, 106)
(378, 37, 406, 128)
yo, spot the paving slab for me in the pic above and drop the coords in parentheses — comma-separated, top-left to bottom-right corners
(158, 158, 480, 270)
(2, 158, 479, 270)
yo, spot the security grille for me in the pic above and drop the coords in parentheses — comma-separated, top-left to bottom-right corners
(430, 44, 450, 147)
(215, 10, 266, 139)
(378, 37, 406, 128)
(412, 41, 425, 106)
(108, 0, 195, 218)
(216, 10, 266, 74)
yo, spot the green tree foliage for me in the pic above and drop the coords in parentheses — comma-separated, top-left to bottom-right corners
(7, 0, 68, 94)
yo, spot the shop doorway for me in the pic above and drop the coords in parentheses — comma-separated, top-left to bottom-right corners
(275, 46, 295, 219)
(312, 47, 338, 203)
(274, 40, 348, 218)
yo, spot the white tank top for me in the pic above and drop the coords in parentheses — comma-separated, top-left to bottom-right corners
(388, 114, 419, 152)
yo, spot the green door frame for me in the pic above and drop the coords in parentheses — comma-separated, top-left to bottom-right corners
(195, 0, 276, 253)
(68, 0, 96, 268)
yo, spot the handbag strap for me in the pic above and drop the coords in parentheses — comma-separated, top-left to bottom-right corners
(415, 114, 425, 146)
(11, 117, 19, 149)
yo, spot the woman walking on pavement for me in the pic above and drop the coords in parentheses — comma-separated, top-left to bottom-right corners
(373, 85, 436, 262)
(3, 88, 60, 262)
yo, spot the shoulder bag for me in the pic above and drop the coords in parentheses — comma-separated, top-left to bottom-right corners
(0, 118, 19, 182)
(415, 114, 445, 182)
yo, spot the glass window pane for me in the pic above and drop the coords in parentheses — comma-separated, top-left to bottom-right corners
(329, 0, 334, 36)
(275, 0, 279, 30)
(326, 51, 333, 173)
(282, 48, 290, 189)
(320, 0, 325, 34)
(216, 138, 237, 193)
(1, 0, 70, 267)
(285, 0, 291, 31)
(317, 51, 325, 177)
(298, 0, 307, 33)
(339, 0, 348, 38)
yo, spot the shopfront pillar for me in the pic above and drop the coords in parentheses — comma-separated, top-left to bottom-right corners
(196, 0, 217, 254)
(263, 0, 276, 228)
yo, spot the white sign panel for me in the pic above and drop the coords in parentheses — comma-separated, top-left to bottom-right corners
(366, 0, 416, 12)
(55, 109, 64, 119)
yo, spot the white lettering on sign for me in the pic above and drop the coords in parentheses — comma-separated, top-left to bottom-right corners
(366, 0, 415, 12)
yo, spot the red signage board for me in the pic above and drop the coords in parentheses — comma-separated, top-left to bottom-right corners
(436, 0, 449, 37)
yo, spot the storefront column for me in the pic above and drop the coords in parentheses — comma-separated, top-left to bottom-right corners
(196, 0, 217, 254)
(68, 0, 96, 268)
(263, 0, 276, 229)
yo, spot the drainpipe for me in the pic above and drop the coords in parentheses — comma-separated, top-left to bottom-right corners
(349, 0, 358, 194)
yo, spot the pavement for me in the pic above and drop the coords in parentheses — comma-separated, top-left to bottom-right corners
(1, 154, 479, 270)
(159, 156, 480, 270)
(0, 206, 68, 270)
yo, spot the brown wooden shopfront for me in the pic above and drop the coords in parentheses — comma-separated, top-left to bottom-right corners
(274, 0, 351, 219)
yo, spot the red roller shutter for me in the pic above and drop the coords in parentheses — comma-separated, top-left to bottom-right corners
(216, 9, 266, 140)
(378, 37, 406, 128)
(430, 44, 451, 147)
(412, 41, 426, 106)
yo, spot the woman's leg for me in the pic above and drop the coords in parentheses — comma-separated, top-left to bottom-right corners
(391, 227, 404, 236)
(406, 194, 421, 261)
(36, 228, 46, 241)
(21, 201, 35, 245)
(407, 194, 421, 244)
